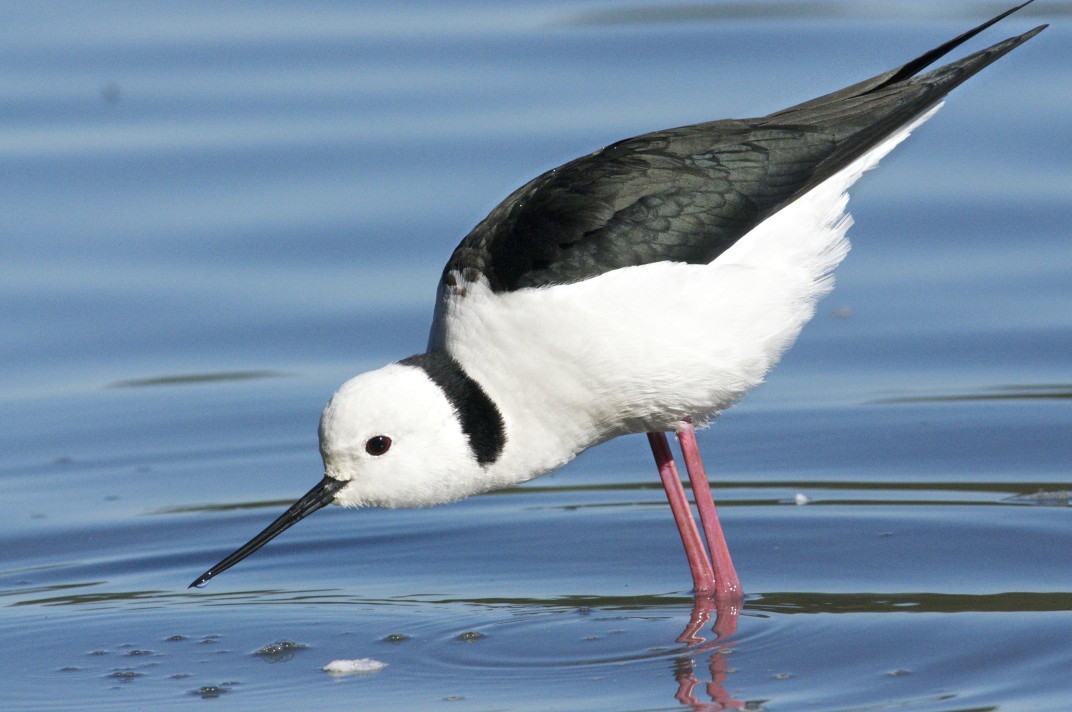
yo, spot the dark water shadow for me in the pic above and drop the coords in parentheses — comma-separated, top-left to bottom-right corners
(107, 371, 287, 388)
(13, 586, 1072, 615)
(152, 499, 302, 515)
(564, 1, 840, 28)
(871, 383, 1072, 404)
(561, 0, 1067, 28)
(150, 476, 1072, 518)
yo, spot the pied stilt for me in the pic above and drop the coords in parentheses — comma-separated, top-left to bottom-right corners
(190, 3, 1046, 598)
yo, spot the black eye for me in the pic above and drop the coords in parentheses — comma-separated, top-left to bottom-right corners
(365, 435, 392, 456)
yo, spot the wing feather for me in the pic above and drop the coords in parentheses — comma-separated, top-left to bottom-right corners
(441, 8, 1045, 294)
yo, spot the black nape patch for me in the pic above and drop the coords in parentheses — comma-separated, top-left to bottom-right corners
(399, 352, 506, 465)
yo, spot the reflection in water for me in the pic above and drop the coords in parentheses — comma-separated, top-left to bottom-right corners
(1005, 489, 1071, 506)
(672, 597, 744, 711)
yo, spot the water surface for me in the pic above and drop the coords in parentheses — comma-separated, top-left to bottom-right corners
(2, 2, 1070, 710)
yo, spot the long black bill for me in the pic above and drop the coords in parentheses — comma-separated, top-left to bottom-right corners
(188, 476, 348, 588)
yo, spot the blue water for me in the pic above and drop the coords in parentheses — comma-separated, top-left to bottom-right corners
(2, 2, 1070, 710)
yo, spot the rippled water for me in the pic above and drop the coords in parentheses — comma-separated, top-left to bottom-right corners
(2, 2, 1070, 710)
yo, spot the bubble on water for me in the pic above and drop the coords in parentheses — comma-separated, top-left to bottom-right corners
(455, 631, 485, 643)
(253, 640, 308, 663)
(191, 685, 231, 699)
(108, 670, 142, 682)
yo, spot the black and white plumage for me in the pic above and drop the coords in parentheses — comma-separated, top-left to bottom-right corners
(441, 3, 1039, 294)
(190, 4, 1046, 593)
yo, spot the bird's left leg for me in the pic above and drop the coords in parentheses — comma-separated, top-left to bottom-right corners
(677, 419, 743, 601)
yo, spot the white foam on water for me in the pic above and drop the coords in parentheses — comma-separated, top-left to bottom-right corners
(322, 658, 388, 676)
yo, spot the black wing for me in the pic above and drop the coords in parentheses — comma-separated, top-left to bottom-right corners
(442, 3, 1045, 294)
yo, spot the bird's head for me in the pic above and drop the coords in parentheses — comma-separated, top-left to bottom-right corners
(189, 358, 493, 588)
(318, 362, 487, 508)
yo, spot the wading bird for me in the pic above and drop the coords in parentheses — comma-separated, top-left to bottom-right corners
(191, 3, 1045, 598)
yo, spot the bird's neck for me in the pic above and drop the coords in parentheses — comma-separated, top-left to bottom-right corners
(436, 346, 606, 490)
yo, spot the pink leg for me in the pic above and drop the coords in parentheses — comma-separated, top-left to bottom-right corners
(677, 420, 743, 601)
(648, 432, 715, 595)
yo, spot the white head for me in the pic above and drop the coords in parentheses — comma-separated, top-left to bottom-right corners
(319, 362, 487, 508)
(189, 355, 503, 588)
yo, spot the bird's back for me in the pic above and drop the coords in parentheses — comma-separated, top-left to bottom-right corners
(440, 20, 1042, 295)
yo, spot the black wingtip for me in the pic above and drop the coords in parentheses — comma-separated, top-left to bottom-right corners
(1021, 23, 1050, 42)
(774, 1, 1045, 117)
(879, 0, 1038, 86)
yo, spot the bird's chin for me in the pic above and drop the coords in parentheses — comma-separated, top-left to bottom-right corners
(339, 486, 473, 510)
(329, 483, 364, 508)
(328, 482, 429, 509)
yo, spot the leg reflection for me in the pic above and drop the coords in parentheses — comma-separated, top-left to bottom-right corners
(672, 596, 744, 711)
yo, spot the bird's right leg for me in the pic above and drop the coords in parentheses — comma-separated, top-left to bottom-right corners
(648, 432, 715, 596)
(676, 420, 743, 601)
